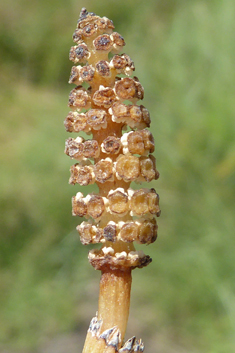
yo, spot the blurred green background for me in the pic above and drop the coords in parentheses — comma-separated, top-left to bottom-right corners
(1, 0, 235, 352)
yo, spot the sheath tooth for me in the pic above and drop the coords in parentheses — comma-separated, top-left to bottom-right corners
(119, 336, 136, 352)
(108, 327, 121, 351)
(88, 316, 102, 336)
(100, 327, 115, 341)
(133, 339, 144, 352)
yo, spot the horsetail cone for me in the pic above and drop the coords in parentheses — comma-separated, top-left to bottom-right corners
(64, 8, 160, 352)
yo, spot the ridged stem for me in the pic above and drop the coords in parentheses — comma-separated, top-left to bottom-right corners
(82, 268, 132, 353)
(98, 268, 132, 340)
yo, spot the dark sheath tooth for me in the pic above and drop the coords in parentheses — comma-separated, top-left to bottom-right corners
(119, 336, 136, 352)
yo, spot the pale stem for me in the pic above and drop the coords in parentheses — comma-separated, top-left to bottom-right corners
(98, 268, 132, 342)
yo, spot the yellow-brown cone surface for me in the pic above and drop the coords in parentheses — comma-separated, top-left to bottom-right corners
(65, 8, 160, 352)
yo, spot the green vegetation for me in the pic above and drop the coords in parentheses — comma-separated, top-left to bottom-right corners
(1, 0, 235, 352)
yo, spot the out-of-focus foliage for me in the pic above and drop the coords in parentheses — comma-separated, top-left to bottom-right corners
(0, 0, 235, 352)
